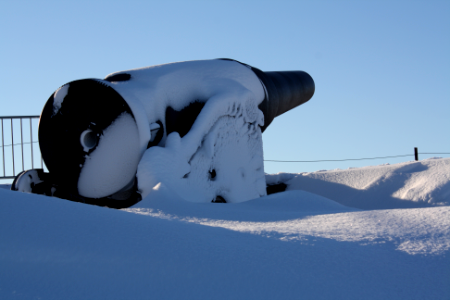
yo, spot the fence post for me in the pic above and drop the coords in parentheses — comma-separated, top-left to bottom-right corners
(11, 119, 15, 176)
(414, 147, 418, 161)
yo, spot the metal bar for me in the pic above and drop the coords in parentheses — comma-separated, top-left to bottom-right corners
(0, 176, 17, 179)
(1, 119, 4, 177)
(20, 118, 24, 171)
(0, 115, 40, 119)
(11, 119, 15, 176)
(30, 118, 34, 169)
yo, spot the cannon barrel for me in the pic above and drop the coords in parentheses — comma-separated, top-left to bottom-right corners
(253, 69, 315, 132)
(19, 59, 315, 204)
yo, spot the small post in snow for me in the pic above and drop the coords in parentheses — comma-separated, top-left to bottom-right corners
(414, 147, 419, 161)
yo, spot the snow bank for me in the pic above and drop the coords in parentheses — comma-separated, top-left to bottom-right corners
(137, 114, 266, 203)
(1, 158, 449, 299)
(266, 157, 450, 209)
(1, 186, 449, 300)
(128, 182, 450, 256)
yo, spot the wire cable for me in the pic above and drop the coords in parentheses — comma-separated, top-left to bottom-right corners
(0, 141, 38, 148)
(420, 153, 450, 155)
(264, 153, 450, 163)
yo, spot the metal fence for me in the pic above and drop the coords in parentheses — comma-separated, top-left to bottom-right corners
(1, 115, 42, 179)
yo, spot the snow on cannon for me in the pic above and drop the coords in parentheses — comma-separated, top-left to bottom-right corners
(11, 59, 315, 208)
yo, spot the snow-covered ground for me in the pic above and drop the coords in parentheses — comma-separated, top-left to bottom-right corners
(267, 156, 450, 209)
(1, 158, 449, 299)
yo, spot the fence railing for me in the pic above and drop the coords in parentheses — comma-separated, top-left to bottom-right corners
(1, 115, 42, 179)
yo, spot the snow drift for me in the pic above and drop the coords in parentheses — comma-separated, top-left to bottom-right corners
(1, 158, 449, 299)
(267, 157, 450, 209)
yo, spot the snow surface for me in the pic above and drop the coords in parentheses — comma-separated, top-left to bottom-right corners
(78, 112, 141, 198)
(267, 157, 450, 209)
(51, 84, 69, 116)
(11, 169, 43, 193)
(102, 59, 267, 202)
(137, 114, 266, 203)
(1, 158, 449, 299)
(106, 59, 265, 152)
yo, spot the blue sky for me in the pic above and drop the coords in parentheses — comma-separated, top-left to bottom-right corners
(1, 0, 449, 175)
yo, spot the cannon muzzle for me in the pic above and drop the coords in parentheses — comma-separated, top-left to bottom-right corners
(253, 69, 315, 132)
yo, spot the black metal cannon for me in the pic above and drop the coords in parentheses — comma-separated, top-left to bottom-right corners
(12, 59, 314, 207)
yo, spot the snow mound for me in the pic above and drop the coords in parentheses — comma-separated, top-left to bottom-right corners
(1, 184, 449, 299)
(1, 158, 450, 299)
(137, 87, 266, 203)
(266, 157, 450, 209)
(128, 183, 357, 222)
(126, 182, 449, 256)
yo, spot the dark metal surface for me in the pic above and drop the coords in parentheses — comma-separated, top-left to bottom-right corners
(38, 79, 134, 192)
(216, 58, 315, 132)
(254, 70, 315, 132)
(0, 115, 41, 119)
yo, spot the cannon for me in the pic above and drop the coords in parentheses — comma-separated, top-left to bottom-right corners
(11, 59, 315, 207)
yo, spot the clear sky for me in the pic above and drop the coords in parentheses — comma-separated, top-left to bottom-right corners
(1, 0, 449, 176)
